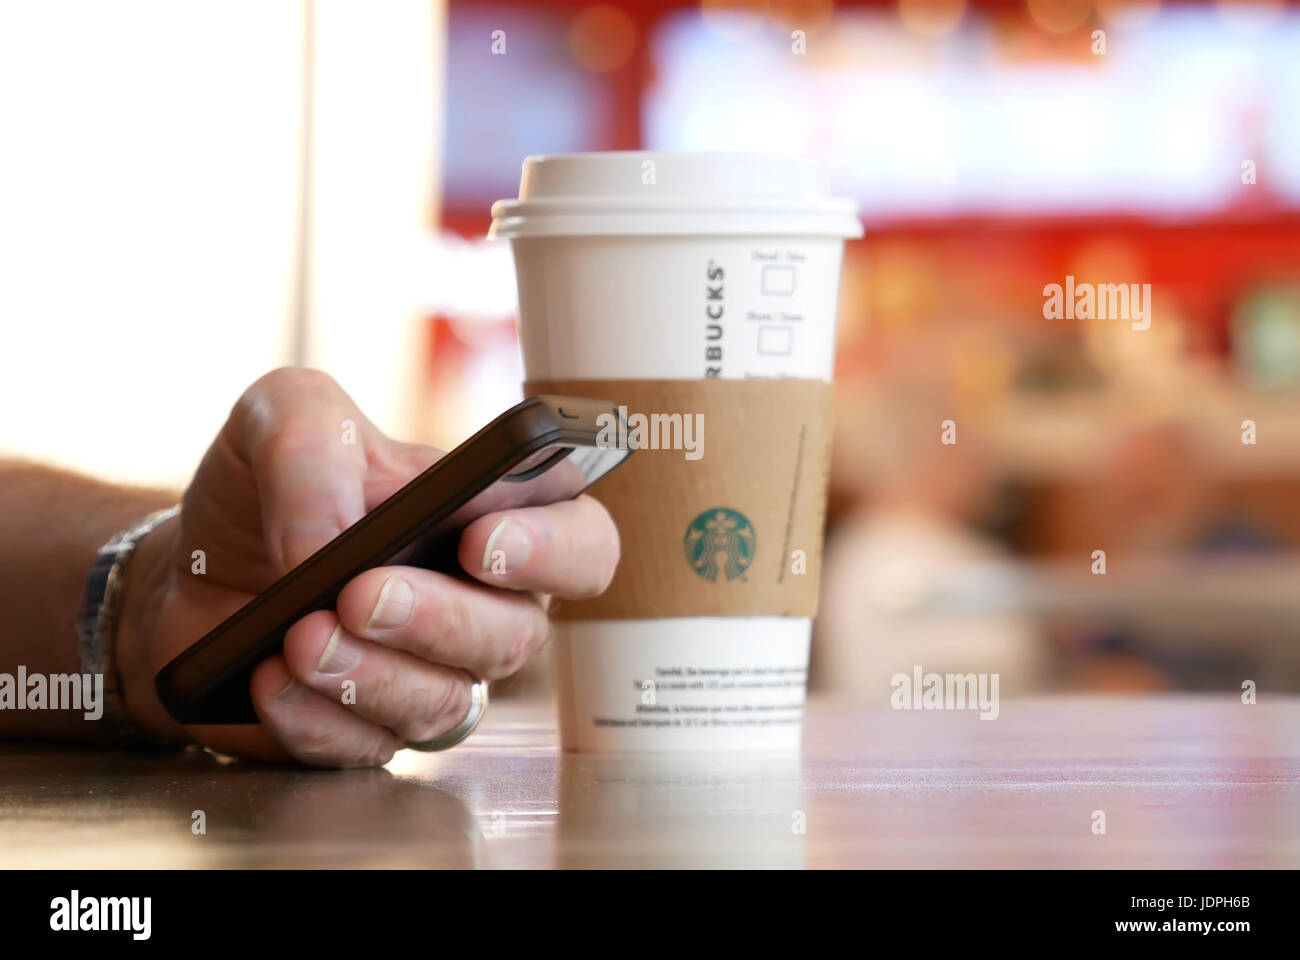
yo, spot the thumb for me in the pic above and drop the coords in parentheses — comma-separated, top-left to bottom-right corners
(226, 368, 375, 574)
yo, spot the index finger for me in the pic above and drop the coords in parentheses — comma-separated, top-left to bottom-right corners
(457, 495, 621, 599)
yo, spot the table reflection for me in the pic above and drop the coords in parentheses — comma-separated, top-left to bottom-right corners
(0, 745, 480, 868)
(556, 752, 805, 868)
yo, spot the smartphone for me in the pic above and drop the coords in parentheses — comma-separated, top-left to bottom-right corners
(155, 395, 631, 724)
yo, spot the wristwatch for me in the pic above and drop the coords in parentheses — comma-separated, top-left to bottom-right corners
(75, 505, 180, 744)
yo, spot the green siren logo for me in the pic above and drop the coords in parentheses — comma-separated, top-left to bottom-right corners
(683, 508, 755, 582)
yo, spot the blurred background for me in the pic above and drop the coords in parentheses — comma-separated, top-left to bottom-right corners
(3, 0, 1299, 699)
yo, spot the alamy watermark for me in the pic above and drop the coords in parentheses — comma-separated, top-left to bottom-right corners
(1043, 275, 1151, 330)
(596, 407, 704, 461)
(50, 891, 150, 940)
(890, 665, 1000, 720)
(0, 666, 103, 719)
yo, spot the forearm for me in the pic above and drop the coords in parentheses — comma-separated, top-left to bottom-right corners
(0, 460, 176, 739)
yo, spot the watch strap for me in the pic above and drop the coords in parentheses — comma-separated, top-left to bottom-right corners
(76, 505, 180, 743)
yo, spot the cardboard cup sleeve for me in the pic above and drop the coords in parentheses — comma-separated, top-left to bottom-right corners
(525, 378, 833, 621)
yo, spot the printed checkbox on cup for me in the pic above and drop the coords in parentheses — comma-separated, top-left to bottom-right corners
(757, 325, 794, 355)
(761, 265, 796, 295)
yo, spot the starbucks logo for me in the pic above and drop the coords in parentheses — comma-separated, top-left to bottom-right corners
(683, 508, 755, 583)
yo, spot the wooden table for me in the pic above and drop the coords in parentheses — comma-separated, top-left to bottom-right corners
(2, 696, 1297, 868)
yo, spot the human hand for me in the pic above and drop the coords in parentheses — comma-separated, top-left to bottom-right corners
(116, 368, 619, 766)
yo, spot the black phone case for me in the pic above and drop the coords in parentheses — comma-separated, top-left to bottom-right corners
(154, 395, 629, 724)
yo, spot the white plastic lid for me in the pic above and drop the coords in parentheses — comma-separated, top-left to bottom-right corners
(489, 152, 863, 240)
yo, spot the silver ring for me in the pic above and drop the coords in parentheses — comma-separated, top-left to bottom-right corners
(403, 678, 489, 752)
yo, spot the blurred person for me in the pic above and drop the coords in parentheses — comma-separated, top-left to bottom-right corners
(1091, 420, 1274, 555)
(813, 379, 1045, 701)
(1064, 420, 1276, 691)
(0, 368, 620, 768)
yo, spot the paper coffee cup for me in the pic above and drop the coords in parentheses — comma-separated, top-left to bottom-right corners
(491, 152, 861, 752)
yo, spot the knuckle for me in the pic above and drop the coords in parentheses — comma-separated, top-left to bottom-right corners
(256, 366, 340, 398)
(432, 675, 472, 729)
(288, 723, 355, 766)
(359, 729, 399, 767)
(239, 367, 315, 416)
(252, 417, 326, 467)
(402, 675, 469, 742)
(288, 717, 396, 768)
(235, 368, 350, 456)
(362, 668, 402, 716)
(490, 609, 547, 679)
(426, 587, 473, 657)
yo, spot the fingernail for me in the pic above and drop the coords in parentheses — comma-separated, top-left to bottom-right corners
(316, 625, 362, 676)
(365, 575, 415, 631)
(274, 679, 308, 704)
(481, 518, 532, 574)
(281, 522, 340, 569)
